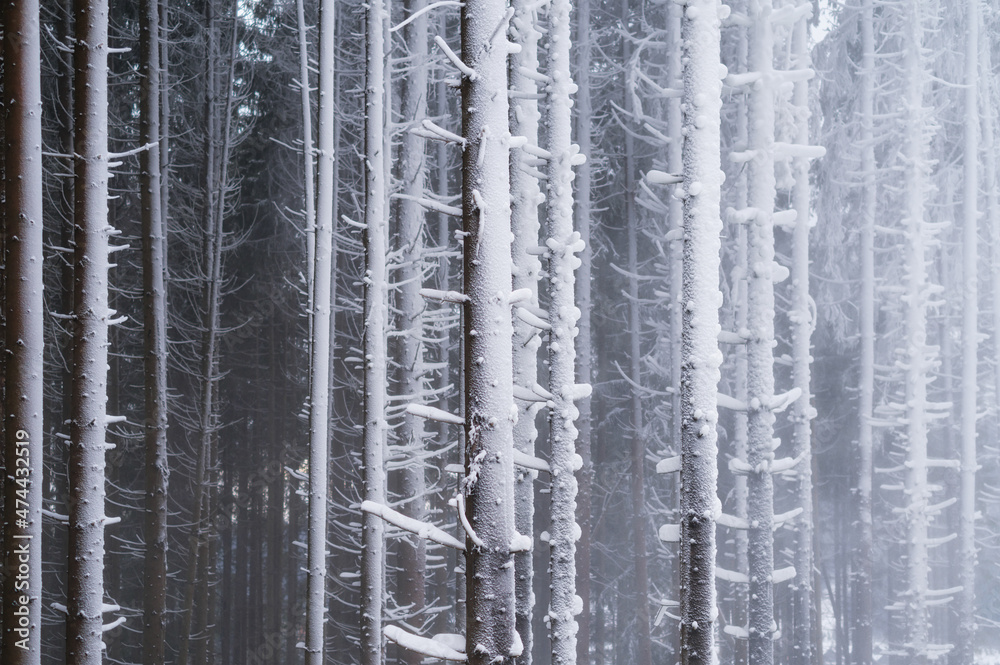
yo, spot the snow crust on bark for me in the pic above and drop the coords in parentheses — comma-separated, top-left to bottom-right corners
(745, 1, 779, 661)
(543, 0, 585, 662)
(459, 0, 518, 661)
(899, 2, 934, 660)
(305, 0, 336, 661)
(68, 0, 116, 662)
(2, 0, 45, 660)
(678, 2, 725, 663)
(361, 1, 390, 664)
(853, 2, 876, 662)
(955, 0, 979, 661)
(508, 0, 544, 657)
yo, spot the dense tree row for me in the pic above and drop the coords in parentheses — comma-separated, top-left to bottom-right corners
(2, 0, 1000, 665)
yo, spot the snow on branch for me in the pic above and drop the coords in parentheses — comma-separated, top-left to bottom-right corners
(405, 403, 465, 425)
(773, 142, 826, 161)
(455, 493, 485, 549)
(656, 456, 680, 474)
(416, 119, 467, 146)
(393, 194, 462, 217)
(361, 500, 466, 550)
(770, 567, 796, 584)
(717, 392, 748, 412)
(419, 288, 470, 304)
(715, 567, 749, 584)
(767, 387, 802, 413)
(658, 524, 680, 543)
(434, 36, 477, 80)
(646, 169, 682, 185)
(716, 513, 749, 530)
(384, 625, 467, 661)
(391, 0, 464, 32)
(512, 449, 550, 473)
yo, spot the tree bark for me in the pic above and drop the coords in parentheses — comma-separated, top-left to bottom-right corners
(460, 1, 517, 662)
(2, 0, 44, 659)
(67, 0, 114, 661)
(851, 2, 875, 663)
(954, 0, 979, 661)
(360, 1, 390, 664)
(139, 0, 169, 659)
(509, 0, 542, 659)
(678, 2, 723, 663)
(305, 0, 336, 659)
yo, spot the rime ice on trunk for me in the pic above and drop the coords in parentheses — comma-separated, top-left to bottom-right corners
(621, 0, 653, 660)
(360, 1, 390, 664)
(573, 0, 595, 660)
(745, 1, 777, 661)
(852, 2, 875, 663)
(139, 0, 169, 660)
(67, 0, 115, 662)
(544, 0, 584, 663)
(788, 12, 815, 665)
(1, 0, 45, 661)
(396, 0, 431, 652)
(678, 1, 724, 663)
(900, 1, 932, 661)
(305, 0, 336, 661)
(954, 0, 979, 661)
(460, 0, 517, 662)
(508, 0, 542, 658)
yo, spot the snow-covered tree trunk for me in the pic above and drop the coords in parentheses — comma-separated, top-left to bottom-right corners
(788, 11, 816, 665)
(1, 0, 44, 659)
(296, 0, 316, 313)
(360, 0, 389, 662)
(397, 0, 430, 652)
(459, 0, 518, 661)
(678, 1, 724, 662)
(622, 1, 652, 660)
(508, 0, 542, 658)
(900, 1, 932, 660)
(954, 0, 979, 661)
(852, 2, 876, 663)
(67, 0, 116, 661)
(573, 0, 594, 659)
(745, 1, 778, 661)
(728, 7, 750, 663)
(305, 0, 335, 660)
(139, 0, 169, 659)
(543, 0, 584, 662)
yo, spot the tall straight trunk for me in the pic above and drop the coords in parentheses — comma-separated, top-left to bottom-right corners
(182, 12, 236, 665)
(573, 0, 594, 660)
(460, 0, 517, 662)
(544, 0, 583, 663)
(678, 1, 723, 662)
(621, 1, 652, 661)
(954, 0, 979, 661)
(360, 1, 389, 663)
(509, 0, 542, 659)
(789, 12, 816, 665)
(852, 2, 875, 663)
(296, 0, 316, 310)
(746, 1, 777, 662)
(305, 0, 335, 660)
(1, 0, 44, 660)
(397, 0, 430, 651)
(67, 0, 114, 661)
(139, 0, 169, 659)
(729, 4, 750, 663)
(900, 1, 931, 661)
